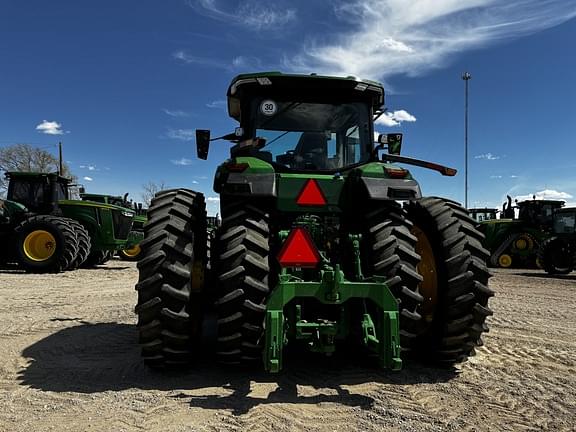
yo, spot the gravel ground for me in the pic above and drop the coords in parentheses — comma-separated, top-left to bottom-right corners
(0, 261, 574, 432)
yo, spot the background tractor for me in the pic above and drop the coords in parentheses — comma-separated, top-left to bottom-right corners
(80, 192, 147, 261)
(468, 207, 498, 223)
(134, 72, 493, 372)
(0, 172, 139, 272)
(537, 207, 576, 274)
(478, 195, 564, 268)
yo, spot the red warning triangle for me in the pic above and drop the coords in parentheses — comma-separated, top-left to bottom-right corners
(296, 179, 327, 206)
(277, 228, 321, 268)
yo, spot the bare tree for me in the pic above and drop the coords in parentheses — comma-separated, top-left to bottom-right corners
(0, 143, 75, 196)
(141, 180, 168, 206)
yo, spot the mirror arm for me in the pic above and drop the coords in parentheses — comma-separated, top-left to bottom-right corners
(382, 154, 457, 176)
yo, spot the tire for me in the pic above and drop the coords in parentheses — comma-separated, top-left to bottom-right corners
(405, 197, 494, 364)
(14, 215, 79, 273)
(68, 220, 91, 269)
(538, 237, 575, 275)
(135, 189, 207, 366)
(361, 204, 424, 348)
(82, 250, 111, 268)
(214, 202, 270, 365)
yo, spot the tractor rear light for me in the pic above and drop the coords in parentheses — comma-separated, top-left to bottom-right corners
(224, 162, 249, 173)
(277, 227, 321, 268)
(296, 179, 327, 206)
(384, 167, 408, 178)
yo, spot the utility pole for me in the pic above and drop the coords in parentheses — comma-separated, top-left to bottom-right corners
(58, 141, 63, 176)
(462, 72, 471, 209)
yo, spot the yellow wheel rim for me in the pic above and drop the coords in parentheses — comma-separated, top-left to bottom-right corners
(515, 238, 527, 250)
(498, 254, 512, 268)
(122, 244, 141, 257)
(412, 225, 438, 323)
(23, 230, 56, 261)
(535, 258, 543, 269)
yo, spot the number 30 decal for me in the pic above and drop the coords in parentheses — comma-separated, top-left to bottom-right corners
(260, 100, 277, 116)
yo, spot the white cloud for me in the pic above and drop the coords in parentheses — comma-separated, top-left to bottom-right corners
(163, 108, 191, 117)
(514, 189, 573, 202)
(171, 158, 194, 166)
(166, 128, 195, 141)
(192, 180, 199, 184)
(490, 175, 503, 179)
(475, 153, 500, 160)
(83, 176, 93, 182)
(375, 109, 416, 127)
(283, 0, 576, 80)
(36, 120, 66, 135)
(206, 196, 220, 202)
(173, 51, 231, 69)
(509, 175, 519, 178)
(189, 0, 296, 31)
(206, 100, 226, 109)
(232, 55, 262, 69)
(173, 51, 262, 72)
(80, 164, 99, 171)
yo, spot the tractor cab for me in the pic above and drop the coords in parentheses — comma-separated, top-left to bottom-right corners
(516, 199, 565, 229)
(5, 172, 69, 214)
(222, 73, 380, 172)
(552, 208, 576, 235)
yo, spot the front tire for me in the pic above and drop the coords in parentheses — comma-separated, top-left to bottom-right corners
(405, 198, 494, 364)
(135, 189, 207, 366)
(538, 237, 575, 275)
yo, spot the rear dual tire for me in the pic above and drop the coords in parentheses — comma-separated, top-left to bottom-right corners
(15, 215, 79, 273)
(405, 198, 494, 364)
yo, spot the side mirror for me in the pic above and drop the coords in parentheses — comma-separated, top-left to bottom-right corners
(196, 129, 211, 160)
(378, 133, 403, 155)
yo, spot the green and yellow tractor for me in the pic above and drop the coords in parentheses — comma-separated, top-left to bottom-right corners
(0, 172, 140, 272)
(134, 72, 493, 372)
(478, 196, 564, 268)
(80, 192, 147, 261)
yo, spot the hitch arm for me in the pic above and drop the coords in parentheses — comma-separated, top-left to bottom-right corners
(382, 154, 457, 176)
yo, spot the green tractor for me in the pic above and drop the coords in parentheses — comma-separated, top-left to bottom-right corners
(537, 207, 576, 274)
(134, 72, 493, 372)
(0, 171, 139, 272)
(80, 192, 147, 261)
(478, 195, 564, 268)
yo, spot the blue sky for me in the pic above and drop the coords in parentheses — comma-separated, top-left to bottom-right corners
(1, 0, 575, 215)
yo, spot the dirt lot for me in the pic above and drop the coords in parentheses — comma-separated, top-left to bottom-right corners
(0, 261, 574, 432)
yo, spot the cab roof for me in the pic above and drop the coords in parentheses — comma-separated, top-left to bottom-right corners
(5, 171, 71, 183)
(227, 71, 385, 121)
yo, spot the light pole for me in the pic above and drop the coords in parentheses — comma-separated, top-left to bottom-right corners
(462, 71, 471, 209)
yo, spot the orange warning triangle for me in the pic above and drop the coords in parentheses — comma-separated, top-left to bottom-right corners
(277, 228, 321, 268)
(296, 179, 327, 206)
